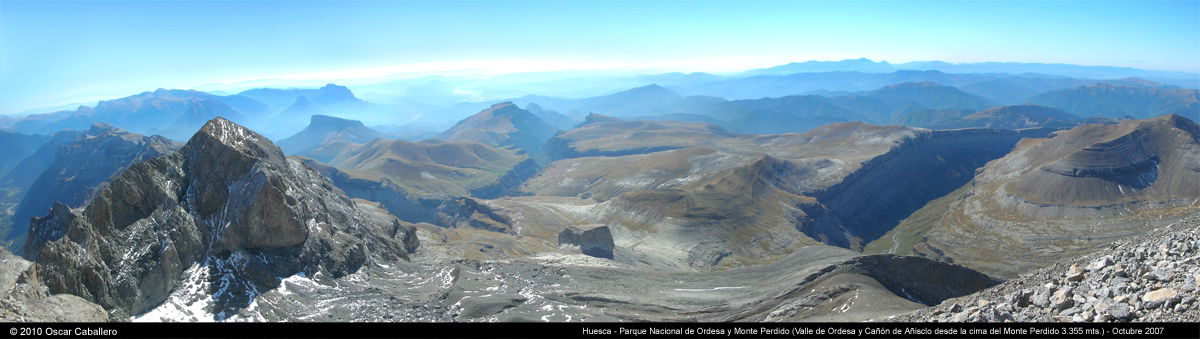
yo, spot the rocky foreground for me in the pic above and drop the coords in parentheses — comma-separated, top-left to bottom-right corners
(892, 214, 1200, 322)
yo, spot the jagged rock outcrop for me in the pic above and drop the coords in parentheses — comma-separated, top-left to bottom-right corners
(0, 249, 108, 321)
(557, 225, 614, 259)
(23, 117, 416, 319)
(5, 123, 181, 249)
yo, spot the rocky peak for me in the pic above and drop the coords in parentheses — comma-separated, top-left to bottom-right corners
(185, 117, 283, 165)
(317, 83, 357, 102)
(24, 117, 415, 319)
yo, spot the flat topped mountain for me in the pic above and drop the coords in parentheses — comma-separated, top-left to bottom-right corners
(24, 117, 415, 319)
(544, 115, 736, 159)
(238, 83, 361, 111)
(278, 114, 382, 162)
(327, 138, 528, 199)
(436, 102, 557, 154)
(1005, 114, 1198, 205)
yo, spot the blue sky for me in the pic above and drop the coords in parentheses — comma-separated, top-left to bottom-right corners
(1, 0, 1197, 113)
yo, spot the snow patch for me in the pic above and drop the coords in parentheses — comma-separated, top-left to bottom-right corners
(672, 286, 746, 292)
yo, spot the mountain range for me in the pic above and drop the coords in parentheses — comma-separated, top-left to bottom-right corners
(0, 58, 1197, 323)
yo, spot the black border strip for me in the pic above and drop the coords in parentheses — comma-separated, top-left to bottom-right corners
(1, 322, 1197, 339)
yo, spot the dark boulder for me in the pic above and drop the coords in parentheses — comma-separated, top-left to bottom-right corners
(558, 224, 615, 259)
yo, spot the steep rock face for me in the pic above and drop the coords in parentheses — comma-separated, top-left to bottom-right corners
(469, 158, 540, 199)
(23, 118, 415, 319)
(5, 124, 181, 249)
(435, 198, 514, 234)
(437, 102, 558, 154)
(879, 115, 1200, 278)
(300, 158, 443, 224)
(807, 127, 1055, 247)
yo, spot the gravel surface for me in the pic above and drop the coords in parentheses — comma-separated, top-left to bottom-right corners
(891, 214, 1200, 322)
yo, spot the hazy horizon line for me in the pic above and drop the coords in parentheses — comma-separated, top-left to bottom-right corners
(9, 56, 1199, 117)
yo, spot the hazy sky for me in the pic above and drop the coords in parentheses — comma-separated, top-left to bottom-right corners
(1, 0, 1197, 113)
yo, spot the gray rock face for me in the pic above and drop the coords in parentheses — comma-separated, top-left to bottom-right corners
(558, 225, 615, 259)
(436, 198, 514, 233)
(22, 117, 416, 319)
(5, 123, 181, 250)
(0, 249, 107, 322)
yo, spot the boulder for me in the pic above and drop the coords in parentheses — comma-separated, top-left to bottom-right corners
(558, 224, 615, 259)
(1141, 288, 1180, 308)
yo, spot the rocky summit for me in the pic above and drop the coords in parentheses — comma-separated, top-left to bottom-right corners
(22, 117, 416, 320)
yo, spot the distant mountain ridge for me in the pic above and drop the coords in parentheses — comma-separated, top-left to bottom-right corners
(1029, 83, 1199, 119)
(742, 58, 1199, 84)
(3, 123, 181, 250)
(436, 102, 558, 154)
(896, 104, 1083, 130)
